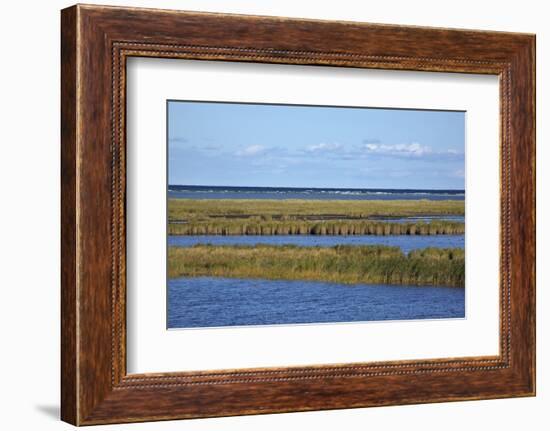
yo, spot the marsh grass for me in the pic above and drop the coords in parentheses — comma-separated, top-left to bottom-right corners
(168, 244, 465, 287)
(168, 198, 464, 221)
(168, 198, 465, 235)
(168, 219, 464, 235)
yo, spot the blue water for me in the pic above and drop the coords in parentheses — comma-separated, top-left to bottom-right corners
(369, 215, 464, 224)
(168, 277, 465, 329)
(168, 185, 465, 201)
(168, 234, 464, 255)
(169, 215, 465, 224)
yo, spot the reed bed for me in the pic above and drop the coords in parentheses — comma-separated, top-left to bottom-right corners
(168, 219, 465, 235)
(168, 198, 464, 221)
(168, 244, 465, 287)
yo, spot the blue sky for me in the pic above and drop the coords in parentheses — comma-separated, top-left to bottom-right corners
(168, 101, 465, 190)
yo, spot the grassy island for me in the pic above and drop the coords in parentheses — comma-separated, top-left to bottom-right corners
(168, 244, 465, 287)
(168, 198, 464, 221)
(168, 198, 465, 236)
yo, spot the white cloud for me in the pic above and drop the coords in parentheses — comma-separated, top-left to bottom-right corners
(452, 169, 465, 178)
(363, 142, 432, 157)
(362, 142, 462, 159)
(235, 145, 268, 157)
(307, 142, 343, 153)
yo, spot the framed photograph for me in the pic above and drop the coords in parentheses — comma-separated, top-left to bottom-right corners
(61, 4, 535, 425)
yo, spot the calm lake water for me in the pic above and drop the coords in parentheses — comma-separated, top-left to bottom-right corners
(168, 277, 465, 329)
(168, 234, 464, 254)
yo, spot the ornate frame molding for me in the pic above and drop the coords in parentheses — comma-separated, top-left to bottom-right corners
(61, 5, 535, 425)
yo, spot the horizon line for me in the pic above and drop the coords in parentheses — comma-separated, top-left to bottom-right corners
(168, 184, 465, 192)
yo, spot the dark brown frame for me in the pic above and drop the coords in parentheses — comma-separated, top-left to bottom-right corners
(61, 4, 536, 426)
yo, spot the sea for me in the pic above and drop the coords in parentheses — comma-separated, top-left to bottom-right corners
(168, 185, 465, 201)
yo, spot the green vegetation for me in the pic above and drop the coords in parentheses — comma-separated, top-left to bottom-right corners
(168, 219, 464, 235)
(168, 244, 465, 287)
(168, 198, 465, 235)
(168, 198, 465, 222)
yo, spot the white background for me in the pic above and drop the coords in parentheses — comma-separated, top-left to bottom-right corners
(0, 0, 547, 430)
(127, 59, 500, 373)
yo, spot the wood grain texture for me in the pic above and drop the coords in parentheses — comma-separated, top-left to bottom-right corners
(60, 4, 535, 425)
(60, 5, 78, 425)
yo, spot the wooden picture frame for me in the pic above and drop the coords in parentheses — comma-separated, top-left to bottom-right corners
(61, 4, 535, 425)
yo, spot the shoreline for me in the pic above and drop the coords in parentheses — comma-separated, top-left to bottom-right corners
(168, 219, 465, 236)
(168, 198, 465, 220)
(169, 274, 465, 290)
(168, 244, 465, 287)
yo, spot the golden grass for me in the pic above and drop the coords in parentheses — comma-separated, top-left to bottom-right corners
(168, 219, 464, 235)
(168, 198, 464, 221)
(168, 244, 465, 287)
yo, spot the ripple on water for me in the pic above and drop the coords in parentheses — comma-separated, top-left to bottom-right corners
(168, 234, 464, 255)
(168, 276, 465, 329)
